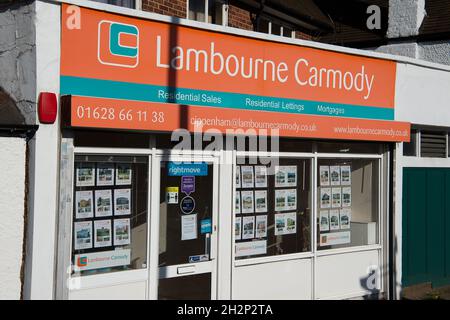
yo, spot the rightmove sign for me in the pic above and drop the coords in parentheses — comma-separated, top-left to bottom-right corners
(168, 162, 208, 176)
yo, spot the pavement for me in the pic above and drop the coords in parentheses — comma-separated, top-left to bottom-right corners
(402, 282, 450, 300)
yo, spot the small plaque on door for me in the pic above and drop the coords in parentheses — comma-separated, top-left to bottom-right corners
(188, 254, 209, 263)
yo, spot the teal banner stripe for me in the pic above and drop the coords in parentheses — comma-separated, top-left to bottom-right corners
(60, 76, 394, 120)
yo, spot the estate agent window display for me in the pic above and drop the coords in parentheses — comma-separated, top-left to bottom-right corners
(317, 158, 380, 250)
(71, 154, 149, 277)
(234, 156, 312, 260)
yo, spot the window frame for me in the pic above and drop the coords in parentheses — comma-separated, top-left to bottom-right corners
(90, 0, 141, 10)
(63, 147, 152, 293)
(187, 0, 229, 26)
(257, 14, 296, 38)
(315, 155, 383, 253)
(233, 152, 315, 266)
(233, 151, 384, 268)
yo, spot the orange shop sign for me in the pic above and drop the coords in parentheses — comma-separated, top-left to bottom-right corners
(60, 4, 409, 141)
(66, 96, 410, 142)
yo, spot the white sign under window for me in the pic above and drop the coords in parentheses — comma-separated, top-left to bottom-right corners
(73, 249, 131, 272)
(319, 231, 351, 246)
(235, 240, 267, 257)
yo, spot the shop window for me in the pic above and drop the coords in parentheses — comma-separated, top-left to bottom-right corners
(256, 16, 295, 38)
(188, 0, 227, 26)
(283, 26, 293, 38)
(403, 129, 417, 156)
(258, 18, 270, 34)
(90, 0, 136, 9)
(71, 155, 148, 277)
(420, 131, 447, 158)
(234, 157, 311, 260)
(317, 158, 379, 250)
(271, 22, 281, 36)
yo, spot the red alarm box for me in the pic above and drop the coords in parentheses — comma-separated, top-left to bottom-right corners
(38, 92, 57, 124)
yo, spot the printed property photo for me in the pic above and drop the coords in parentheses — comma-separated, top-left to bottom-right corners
(1, 0, 450, 303)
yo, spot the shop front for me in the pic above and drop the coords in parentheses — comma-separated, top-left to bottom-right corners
(55, 3, 410, 300)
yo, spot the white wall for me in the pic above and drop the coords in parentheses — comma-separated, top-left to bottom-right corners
(232, 259, 312, 300)
(0, 137, 26, 299)
(315, 250, 380, 299)
(23, 1, 61, 299)
(395, 62, 450, 126)
(69, 281, 147, 300)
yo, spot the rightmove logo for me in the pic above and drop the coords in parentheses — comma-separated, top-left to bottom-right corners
(98, 20, 139, 68)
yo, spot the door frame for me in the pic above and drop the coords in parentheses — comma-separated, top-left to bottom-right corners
(148, 150, 221, 300)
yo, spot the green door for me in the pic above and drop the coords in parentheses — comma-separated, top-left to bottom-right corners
(402, 168, 450, 288)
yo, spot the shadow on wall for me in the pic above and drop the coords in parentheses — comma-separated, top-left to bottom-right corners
(0, 87, 25, 125)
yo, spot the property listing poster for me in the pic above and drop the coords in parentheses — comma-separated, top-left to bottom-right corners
(241, 191, 254, 214)
(235, 191, 241, 214)
(241, 166, 254, 188)
(275, 212, 297, 236)
(319, 210, 330, 232)
(255, 215, 268, 238)
(235, 217, 242, 240)
(76, 164, 95, 187)
(114, 188, 131, 215)
(114, 218, 131, 246)
(97, 163, 114, 186)
(319, 166, 330, 186)
(116, 163, 132, 185)
(235, 166, 241, 188)
(94, 219, 112, 248)
(254, 166, 268, 188)
(242, 216, 255, 240)
(275, 166, 297, 188)
(95, 189, 112, 217)
(275, 189, 297, 212)
(254, 190, 268, 213)
(74, 221, 93, 250)
(76, 190, 94, 219)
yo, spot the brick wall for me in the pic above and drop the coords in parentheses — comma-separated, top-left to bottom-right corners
(141, 0, 186, 19)
(228, 4, 254, 31)
(140, 1, 313, 40)
(295, 30, 313, 41)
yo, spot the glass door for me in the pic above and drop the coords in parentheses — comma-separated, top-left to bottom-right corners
(156, 156, 218, 299)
